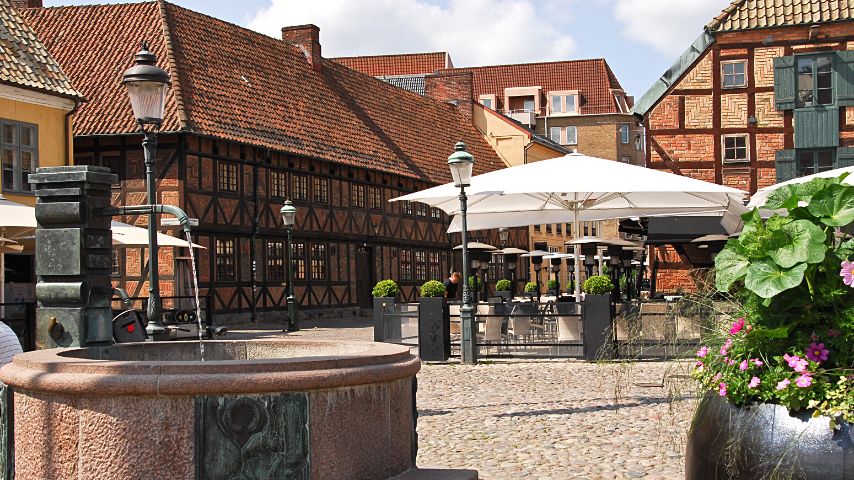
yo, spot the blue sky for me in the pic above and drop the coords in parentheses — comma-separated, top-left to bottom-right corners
(44, 0, 729, 98)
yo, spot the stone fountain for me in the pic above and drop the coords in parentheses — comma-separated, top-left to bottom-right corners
(0, 166, 477, 480)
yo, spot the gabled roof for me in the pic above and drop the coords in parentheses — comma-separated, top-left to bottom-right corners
(0, 0, 81, 99)
(20, 1, 503, 184)
(332, 52, 452, 76)
(446, 59, 626, 115)
(377, 74, 427, 96)
(707, 0, 853, 32)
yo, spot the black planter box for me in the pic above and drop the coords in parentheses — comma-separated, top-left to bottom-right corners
(373, 297, 398, 342)
(582, 294, 613, 361)
(417, 297, 450, 361)
(494, 291, 510, 301)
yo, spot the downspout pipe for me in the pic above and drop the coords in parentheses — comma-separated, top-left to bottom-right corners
(64, 99, 83, 164)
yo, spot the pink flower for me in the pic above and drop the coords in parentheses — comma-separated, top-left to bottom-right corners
(720, 338, 733, 356)
(784, 354, 808, 373)
(713, 372, 722, 382)
(795, 374, 812, 388)
(729, 318, 745, 335)
(828, 328, 841, 338)
(697, 346, 709, 358)
(752, 358, 764, 367)
(718, 382, 727, 396)
(805, 342, 829, 363)
(739, 360, 749, 371)
(776, 379, 790, 390)
(695, 361, 704, 372)
(748, 377, 761, 389)
(726, 357, 736, 366)
(841, 260, 854, 286)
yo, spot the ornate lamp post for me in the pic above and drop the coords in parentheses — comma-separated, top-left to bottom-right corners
(280, 200, 299, 332)
(122, 42, 171, 335)
(448, 142, 476, 364)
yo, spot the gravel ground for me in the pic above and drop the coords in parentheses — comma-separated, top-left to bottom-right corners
(228, 318, 697, 479)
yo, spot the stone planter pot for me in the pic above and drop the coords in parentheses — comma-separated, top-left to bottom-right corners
(417, 297, 450, 361)
(581, 294, 612, 361)
(494, 291, 510, 302)
(686, 391, 854, 479)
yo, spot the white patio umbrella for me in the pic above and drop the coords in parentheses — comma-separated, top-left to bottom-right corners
(111, 221, 204, 249)
(747, 165, 854, 209)
(392, 152, 747, 298)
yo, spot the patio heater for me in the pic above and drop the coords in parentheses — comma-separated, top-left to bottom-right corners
(581, 242, 599, 279)
(122, 42, 171, 336)
(470, 259, 481, 303)
(280, 200, 299, 332)
(448, 142, 476, 364)
(607, 245, 623, 298)
(620, 250, 635, 300)
(549, 257, 562, 293)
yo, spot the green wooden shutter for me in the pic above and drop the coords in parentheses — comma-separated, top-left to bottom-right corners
(837, 50, 854, 106)
(773, 56, 796, 110)
(794, 107, 839, 148)
(838, 147, 854, 168)
(775, 149, 797, 183)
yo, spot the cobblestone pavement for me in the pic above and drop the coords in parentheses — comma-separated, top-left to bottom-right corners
(229, 319, 696, 480)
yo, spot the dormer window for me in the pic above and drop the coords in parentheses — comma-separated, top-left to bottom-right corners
(479, 94, 497, 110)
(548, 91, 579, 116)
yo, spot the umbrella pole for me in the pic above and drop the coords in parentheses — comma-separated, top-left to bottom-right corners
(1, 251, 4, 319)
(573, 211, 581, 301)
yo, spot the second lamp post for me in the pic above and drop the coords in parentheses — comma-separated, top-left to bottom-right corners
(447, 142, 476, 364)
(280, 200, 299, 332)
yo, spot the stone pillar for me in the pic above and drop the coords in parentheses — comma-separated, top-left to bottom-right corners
(30, 166, 117, 348)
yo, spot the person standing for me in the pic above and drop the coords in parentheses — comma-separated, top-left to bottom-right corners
(443, 271, 461, 300)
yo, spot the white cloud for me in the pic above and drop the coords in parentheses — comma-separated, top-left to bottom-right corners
(612, 0, 728, 56)
(247, 0, 576, 67)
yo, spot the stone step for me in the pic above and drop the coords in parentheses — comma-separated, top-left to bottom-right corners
(390, 468, 479, 480)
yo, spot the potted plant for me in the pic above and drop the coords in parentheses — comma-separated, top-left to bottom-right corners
(417, 280, 450, 361)
(372, 279, 400, 342)
(495, 279, 512, 301)
(547, 279, 559, 296)
(468, 275, 482, 303)
(524, 281, 538, 298)
(582, 275, 614, 361)
(687, 175, 854, 479)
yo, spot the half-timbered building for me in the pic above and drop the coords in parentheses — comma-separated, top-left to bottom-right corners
(631, 0, 854, 294)
(21, 1, 525, 321)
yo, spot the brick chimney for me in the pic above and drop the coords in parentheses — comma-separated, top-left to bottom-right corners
(10, 0, 43, 9)
(282, 24, 322, 73)
(424, 71, 474, 119)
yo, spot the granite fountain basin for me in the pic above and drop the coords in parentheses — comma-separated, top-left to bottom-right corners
(0, 339, 440, 480)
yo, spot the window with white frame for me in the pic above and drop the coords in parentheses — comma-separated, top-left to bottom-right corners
(565, 126, 577, 145)
(722, 60, 747, 88)
(619, 124, 630, 144)
(549, 127, 561, 143)
(1, 120, 37, 194)
(549, 92, 578, 115)
(479, 95, 496, 110)
(722, 135, 749, 163)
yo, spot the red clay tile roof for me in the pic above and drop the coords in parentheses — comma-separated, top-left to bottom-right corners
(707, 0, 854, 32)
(0, 0, 81, 99)
(332, 52, 452, 76)
(445, 59, 626, 115)
(20, 1, 502, 183)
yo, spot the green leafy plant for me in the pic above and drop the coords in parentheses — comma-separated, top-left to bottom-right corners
(699, 174, 854, 426)
(583, 275, 613, 295)
(547, 279, 558, 290)
(371, 279, 400, 298)
(419, 280, 446, 298)
(524, 281, 538, 293)
(495, 279, 512, 292)
(468, 275, 481, 291)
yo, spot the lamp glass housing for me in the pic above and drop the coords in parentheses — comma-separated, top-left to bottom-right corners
(507, 262, 516, 270)
(280, 201, 297, 227)
(125, 81, 168, 125)
(498, 227, 509, 244)
(447, 142, 474, 187)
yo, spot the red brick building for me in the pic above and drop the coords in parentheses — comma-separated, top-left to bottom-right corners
(19, 1, 523, 321)
(632, 0, 854, 293)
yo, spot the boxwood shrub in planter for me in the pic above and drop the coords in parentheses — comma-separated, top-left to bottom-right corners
(581, 275, 614, 361)
(547, 279, 559, 295)
(372, 279, 400, 342)
(524, 281, 538, 294)
(495, 279, 512, 301)
(418, 280, 450, 361)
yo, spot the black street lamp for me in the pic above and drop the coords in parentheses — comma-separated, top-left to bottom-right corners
(280, 200, 299, 332)
(122, 42, 171, 336)
(448, 142, 476, 364)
